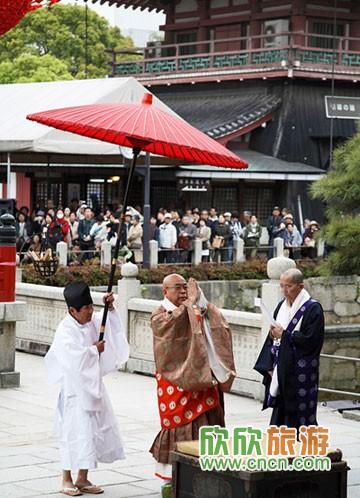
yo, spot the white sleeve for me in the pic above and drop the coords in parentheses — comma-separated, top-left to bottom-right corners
(89, 224, 97, 237)
(93, 310, 130, 376)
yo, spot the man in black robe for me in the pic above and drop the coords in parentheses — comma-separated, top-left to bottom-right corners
(254, 268, 324, 429)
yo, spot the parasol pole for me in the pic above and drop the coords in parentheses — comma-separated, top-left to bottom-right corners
(99, 147, 140, 341)
(6, 153, 11, 199)
(142, 152, 151, 269)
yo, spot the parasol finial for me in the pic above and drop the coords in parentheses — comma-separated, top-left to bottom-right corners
(142, 93, 153, 105)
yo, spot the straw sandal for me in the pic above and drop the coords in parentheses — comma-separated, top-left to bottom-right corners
(77, 485, 104, 495)
(61, 486, 83, 496)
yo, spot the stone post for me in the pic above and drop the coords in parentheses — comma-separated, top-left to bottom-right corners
(0, 302, 26, 387)
(274, 237, 284, 258)
(56, 241, 68, 267)
(101, 240, 112, 267)
(260, 227, 269, 246)
(233, 239, 245, 263)
(0, 213, 26, 388)
(117, 262, 141, 340)
(317, 238, 325, 258)
(192, 239, 202, 265)
(16, 268, 22, 282)
(149, 240, 158, 268)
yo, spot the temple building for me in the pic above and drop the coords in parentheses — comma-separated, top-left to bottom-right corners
(1, 0, 359, 222)
(101, 0, 360, 221)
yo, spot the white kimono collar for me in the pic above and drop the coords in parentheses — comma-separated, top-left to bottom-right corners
(64, 311, 90, 330)
(161, 297, 178, 312)
(285, 288, 311, 315)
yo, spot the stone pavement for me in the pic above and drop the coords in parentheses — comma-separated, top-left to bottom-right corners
(0, 352, 359, 498)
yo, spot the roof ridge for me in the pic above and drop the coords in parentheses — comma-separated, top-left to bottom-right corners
(205, 97, 282, 138)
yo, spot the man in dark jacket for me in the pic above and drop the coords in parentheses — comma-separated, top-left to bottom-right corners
(78, 207, 95, 257)
(213, 214, 232, 263)
(266, 206, 283, 258)
(254, 268, 324, 430)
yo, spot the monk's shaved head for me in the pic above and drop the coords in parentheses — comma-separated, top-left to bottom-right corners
(280, 268, 304, 305)
(281, 268, 304, 284)
(163, 274, 188, 306)
(163, 273, 186, 289)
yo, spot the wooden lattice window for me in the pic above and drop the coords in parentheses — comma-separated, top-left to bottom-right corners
(87, 182, 104, 211)
(151, 183, 178, 212)
(242, 186, 274, 224)
(309, 20, 346, 49)
(213, 186, 238, 213)
(176, 32, 197, 55)
(35, 181, 62, 208)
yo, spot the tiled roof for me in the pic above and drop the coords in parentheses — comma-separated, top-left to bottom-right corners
(158, 90, 281, 139)
(232, 149, 324, 174)
(177, 149, 325, 180)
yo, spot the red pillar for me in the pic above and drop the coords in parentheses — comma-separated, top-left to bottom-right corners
(350, 0, 360, 51)
(198, 0, 209, 53)
(0, 214, 16, 302)
(16, 173, 31, 210)
(163, 3, 175, 46)
(249, 0, 261, 50)
(292, 0, 306, 47)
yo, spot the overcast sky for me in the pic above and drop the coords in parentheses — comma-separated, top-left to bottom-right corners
(62, 0, 165, 32)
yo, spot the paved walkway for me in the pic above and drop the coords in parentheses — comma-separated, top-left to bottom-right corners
(0, 352, 359, 498)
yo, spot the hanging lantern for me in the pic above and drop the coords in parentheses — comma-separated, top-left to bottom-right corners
(0, 0, 61, 37)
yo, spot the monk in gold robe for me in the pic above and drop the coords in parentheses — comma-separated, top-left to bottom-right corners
(149, 273, 236, 492)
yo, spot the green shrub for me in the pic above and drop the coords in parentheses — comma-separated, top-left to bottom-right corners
(21, 258, 321, 287)
(311, 128, 360, 275)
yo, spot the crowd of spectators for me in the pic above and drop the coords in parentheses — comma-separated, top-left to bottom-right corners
(15, 201, 321, 265)
(151, 206, 320, 263)
(15, 200, 142, 263)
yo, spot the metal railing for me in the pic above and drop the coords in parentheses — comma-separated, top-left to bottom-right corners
(320, 353, 360, 398)
(109, 31, 360, 78)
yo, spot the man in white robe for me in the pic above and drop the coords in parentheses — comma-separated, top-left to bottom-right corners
(45, 282, 129, 496)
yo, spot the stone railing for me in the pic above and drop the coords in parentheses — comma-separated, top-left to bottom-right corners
(15, 259, 360, 400)
(15, 265, 265, 399)
(15, 283, 105, 355)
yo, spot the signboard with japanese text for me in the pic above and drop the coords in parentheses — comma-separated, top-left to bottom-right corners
(325, 96, 360, 120)
(177, 178, 211, 192)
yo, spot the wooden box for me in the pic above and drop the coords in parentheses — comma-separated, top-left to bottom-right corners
(171, 443, 348, 498)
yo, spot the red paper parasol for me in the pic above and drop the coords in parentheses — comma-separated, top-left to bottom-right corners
(27, 93, 247, 169)
(27, 93, 247, 339)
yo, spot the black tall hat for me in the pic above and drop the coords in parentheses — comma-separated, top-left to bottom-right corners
(64, 282, 93, 309)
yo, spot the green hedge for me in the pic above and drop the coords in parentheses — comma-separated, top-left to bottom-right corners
(21, 259, 321, 287)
